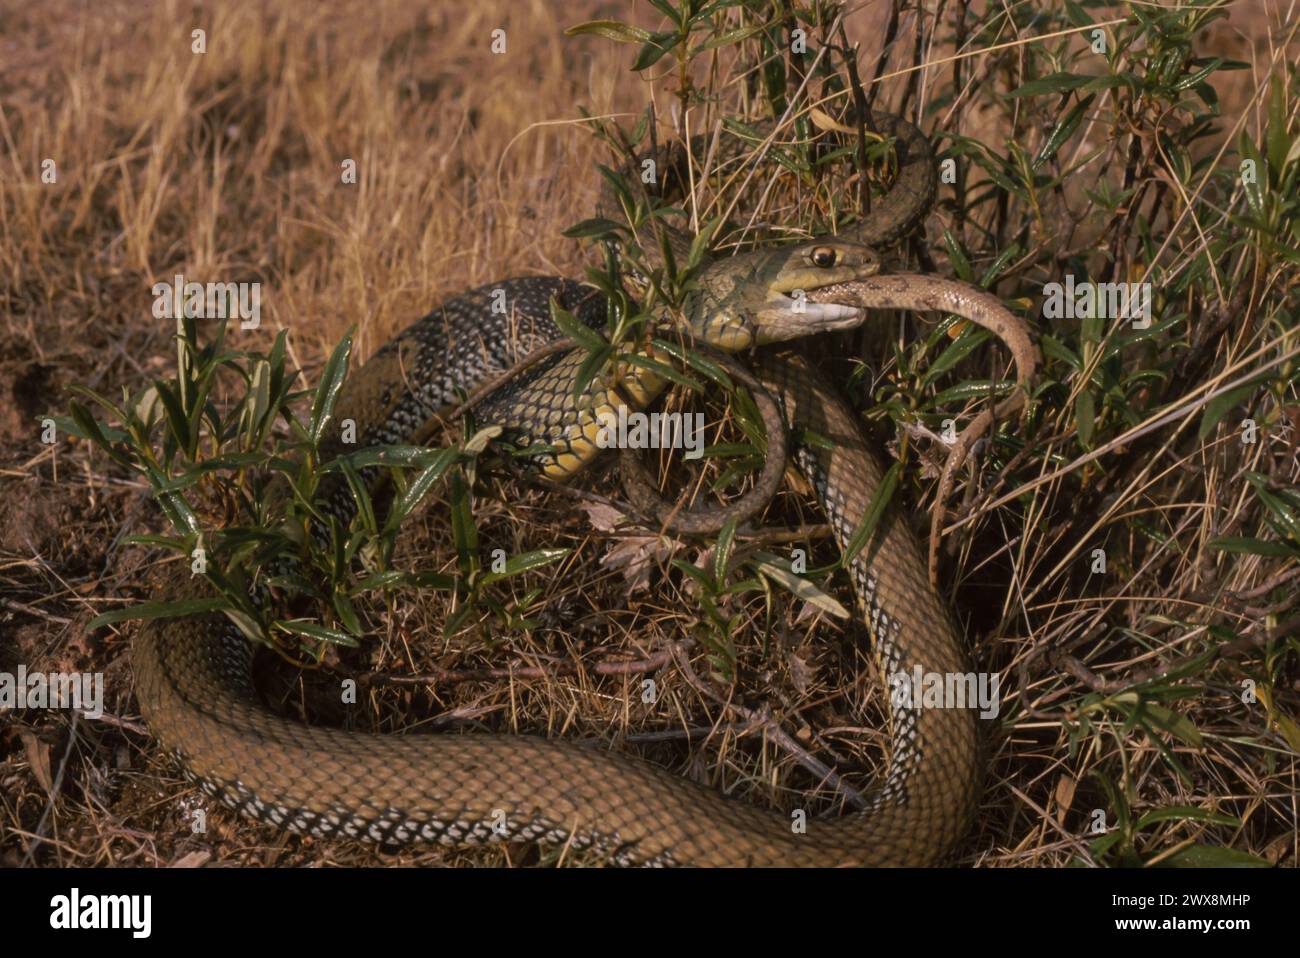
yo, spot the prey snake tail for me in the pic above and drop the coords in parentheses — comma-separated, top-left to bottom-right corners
(132, 108, 1029, 865)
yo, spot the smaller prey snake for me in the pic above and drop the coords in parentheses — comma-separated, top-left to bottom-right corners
(131, 108, 1037, 865)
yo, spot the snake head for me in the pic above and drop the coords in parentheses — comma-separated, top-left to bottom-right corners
(691, 240, 881, 348)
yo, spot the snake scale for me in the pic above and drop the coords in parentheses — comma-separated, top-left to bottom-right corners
(131, 109, 1022, 865)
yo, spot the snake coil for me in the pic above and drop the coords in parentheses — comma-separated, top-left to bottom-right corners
(132, 109, 990, 865)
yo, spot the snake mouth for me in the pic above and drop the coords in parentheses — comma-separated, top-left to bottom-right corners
(755, 295, 864, 341)
(798, 299, 865, 326)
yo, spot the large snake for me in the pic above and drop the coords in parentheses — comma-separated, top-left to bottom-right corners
(132, 110, 1031, 865)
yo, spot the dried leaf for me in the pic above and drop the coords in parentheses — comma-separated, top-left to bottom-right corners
(579, 501, 628, 532)
(19, 729, 53, 794)
(1054, 773, 1077, 824)
(171, 850, 212, 868)
(600, 535, 678, 596)
(808, 107, 857, 135)
(787, 651, 815, 694)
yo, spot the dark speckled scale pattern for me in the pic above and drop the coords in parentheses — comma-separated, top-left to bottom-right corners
(133, 110, 983, 865)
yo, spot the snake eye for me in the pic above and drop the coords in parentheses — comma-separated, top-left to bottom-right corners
(811, 246, 837, 268)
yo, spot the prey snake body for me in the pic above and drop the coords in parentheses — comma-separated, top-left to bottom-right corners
(132, 110, 1023, 865)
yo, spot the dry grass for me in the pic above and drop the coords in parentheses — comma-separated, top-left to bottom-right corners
(2, 0, 1298, 868)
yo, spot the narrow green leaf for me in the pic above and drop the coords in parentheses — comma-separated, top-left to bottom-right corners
(87, 596, 228, 630)
(124, 534, 190, 550)
(650, 338, 735, 390)
(332, 588, 364, 636)
(618, 352, 704, 393)
(243, 358, 274, 448)
(1033, 96, 1093, 171)
(595, 163, 636, 217)
(66, 384, 127, 422)
(1245, 473, 1300, 543)
(1010, 73, 1094, 98)
(1173, 59, 1222, 92)
(1075, 389, 1096, 448)
(714, 516, 738, 588)
(310, 329, 354, 446)
(1140, 702, 1203, 748)
(1198, 379, 1261, 440)
(572, 344, 613, 405)
(442, 603, 476, 640)
(1160, 845, 1271, 868)
(355, 570, 407, 592)
(940, 229, 974, 281)
(1208, 537, 1295, 557)
(562, 217, 625, 239)
(478, 548, 571, 587)
(222, 608, 268, 644)
(631, 31, 680, 71)
(686, 217, 721, 271)
(697, 23, 767, 50)
(843, 460, 901, 566)
(923, 327, 990, 384)
(925, 379, 1013, 408)
(337, 458, 378, 536)
(1135, 806, 1240, 831)
(564, 19, 653, 43)
(671, 557, 713, 589)
(448, 470, 478, 578)
(64, 403, 132, 466)
(274, 618, 360, 647)
(410, 571, 459, 591)
(751, 551, 849, 619)
(549, 302, 606, 353)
